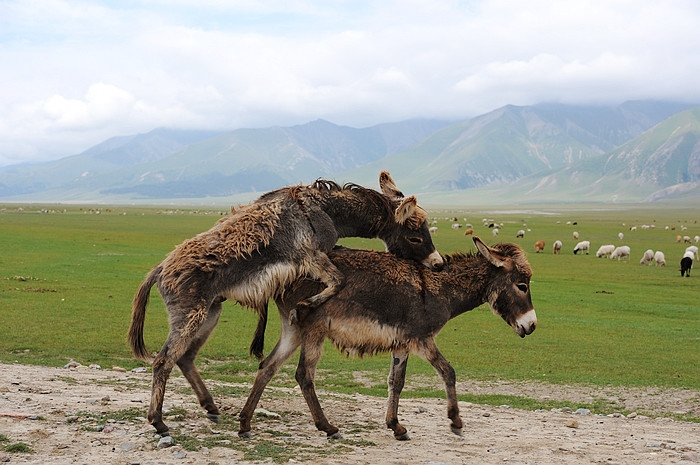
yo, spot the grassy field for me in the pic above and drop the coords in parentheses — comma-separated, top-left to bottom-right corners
(1, 203, 698, 411)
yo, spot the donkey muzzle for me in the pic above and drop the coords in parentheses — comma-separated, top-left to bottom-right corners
(515, 309, 537, 338)
(423, 250, 445, 271)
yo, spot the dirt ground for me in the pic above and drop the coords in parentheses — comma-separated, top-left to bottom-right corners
(1, 362, 699, 465)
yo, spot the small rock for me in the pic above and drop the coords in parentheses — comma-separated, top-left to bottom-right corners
(0, 452, 9, 463)
(120, 442, 137, 452)
(112, 366, 127, 372)
(64, 359, 82, 369)
(254, 408, 281, 419)
(482, 412, 491, 417)
(561, 407, 573, 414)
(681, 451, 699, 462)
(157, 436, 174, 448)
(627, 412, 637, 419)
(565, 420, 579, 429)
(91, 440, 103, 447)
(574, 408, 591, 416)
(89, 364, 101, 370)
(101, 395, 111, 402)
(132, 367, 148, 373)
(173, 450, 187, 459)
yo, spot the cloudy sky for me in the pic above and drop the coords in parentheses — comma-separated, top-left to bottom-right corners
(2, 0, 700, 166)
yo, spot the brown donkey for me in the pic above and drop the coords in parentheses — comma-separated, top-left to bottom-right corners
(238, 237, 537, 440)
(128, 172, 443, 436)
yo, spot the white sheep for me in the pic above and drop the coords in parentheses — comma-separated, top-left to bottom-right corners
(618, 232, 624, 241)
(654, 251, 666, 266)
(429, 226, 438, 234)
(596, 244, 615, 258)
(573, 231, 579, 240)
(573, 240, 590, 255)
(686, 245, 699, 260)
(610, 246, 631, 260)
(516, 229, 525, 238)
(695, 235, 700, 243)
(451, 223, 462, 230)
(639, 249, 654, 265)
(492, 228, 499, 237)
(553, 240, 562, 254)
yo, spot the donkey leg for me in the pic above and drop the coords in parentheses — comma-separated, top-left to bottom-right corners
(420, 339, 463, 435)
(176, 300, 223, 423)
(239, 321, 301, 437)
(386, 350, 410, 440)
(148, 303, 210, 436)
(295, 334, 341, 439)
(290, 251, 345, 325)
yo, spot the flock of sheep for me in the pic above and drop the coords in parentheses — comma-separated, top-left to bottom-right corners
(430, 217, 698, 277)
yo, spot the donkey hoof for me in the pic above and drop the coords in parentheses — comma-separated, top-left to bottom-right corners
(327, 431, 343, 440)
(450, 426, 463, 436)
(207, 413, 219, 423)
(238, 430, 254, 439)
(395, 432, 411, 441)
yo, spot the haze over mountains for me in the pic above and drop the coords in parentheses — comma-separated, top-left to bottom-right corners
(1, 100, 698, 205)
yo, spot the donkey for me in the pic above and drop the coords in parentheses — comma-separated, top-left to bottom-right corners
(128, 172, 443, 436)
(238, 237, 537, 440)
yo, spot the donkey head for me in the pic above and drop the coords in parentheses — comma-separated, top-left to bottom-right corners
(379, 171, 444, 271)
(473, 236, 537, 338)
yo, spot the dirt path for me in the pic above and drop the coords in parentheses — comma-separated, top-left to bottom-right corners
(1, 363, 699, 464)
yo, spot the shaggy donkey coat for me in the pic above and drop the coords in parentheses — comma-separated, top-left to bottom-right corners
(238, 237, 537, 440)
(128, 172, 442, 436)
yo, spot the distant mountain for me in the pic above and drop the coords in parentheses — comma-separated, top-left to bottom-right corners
(339, 101, 695, 193)
(477, 106, 700, 203)
(0, 128, 222, 198)
(0, 100, 698, 204)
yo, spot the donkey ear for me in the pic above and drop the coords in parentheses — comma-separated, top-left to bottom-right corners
(395, 195, 417, 224)
(380, 171, 404, 199)
(473, 236, 509, 269)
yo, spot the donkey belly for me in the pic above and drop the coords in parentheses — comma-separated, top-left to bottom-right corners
(327, 316, 408, 356)
(223, 261, 301, 310)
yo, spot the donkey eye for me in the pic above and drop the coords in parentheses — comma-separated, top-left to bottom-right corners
(407, 237, 423, 245)
(516, 283, 528, 293)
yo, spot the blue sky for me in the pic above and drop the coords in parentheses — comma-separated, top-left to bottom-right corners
(2, 0, 700, 166)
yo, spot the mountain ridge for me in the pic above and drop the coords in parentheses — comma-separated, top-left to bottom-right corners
(1, 100, 698, 205)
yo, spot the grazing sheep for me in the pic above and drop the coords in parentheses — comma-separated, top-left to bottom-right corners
(492, 228, 499, 237)
(451, 223, 462, 230)
(695, 235, 700, 243)
(676, 235, 682, 243)
(610, 246, 631, 260)
(429, 226, 438, 234)
(681, 256, 693, 277)
(686, 246, 699, 260)
(654, 251, 666, 266)
(516, 229, 525, 238)
(573, 240, 590, 255)
(552, 240, 562, 254)
(573, 231, 579, 240)
(463, 228, 474, 236)
(534, 240, 545, 253)
(639, 249, 654, 265)
(618, 232, 624, 241)
(596, 244, 615, 258)
(684, 236, 692, 244)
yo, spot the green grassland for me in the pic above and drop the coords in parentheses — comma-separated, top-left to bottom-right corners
(1, 203, 698, 403)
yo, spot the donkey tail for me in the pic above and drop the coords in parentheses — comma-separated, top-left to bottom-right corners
(249, 303, 268, 361)
(128, 266, 161, 361)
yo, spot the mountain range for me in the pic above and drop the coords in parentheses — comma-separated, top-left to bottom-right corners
(1, 100, 698, 205)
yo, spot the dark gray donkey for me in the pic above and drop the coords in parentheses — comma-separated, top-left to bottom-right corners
(238, 237, 537, 440)
(128, 171, 443, 436)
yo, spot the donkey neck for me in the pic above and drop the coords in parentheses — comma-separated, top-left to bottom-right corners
(442, 254, 494, 319)
(317, 190, 390, 239)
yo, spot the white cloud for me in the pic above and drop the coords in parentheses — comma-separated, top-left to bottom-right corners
(1, 0, 700, 165)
